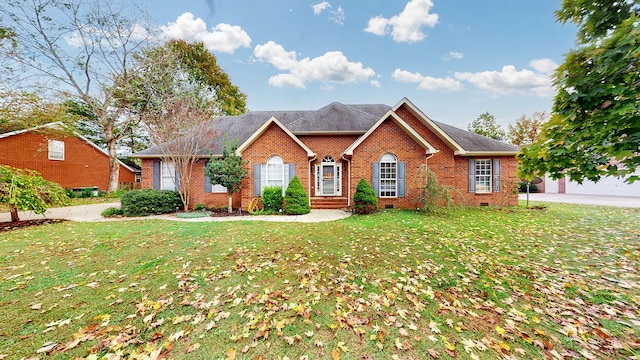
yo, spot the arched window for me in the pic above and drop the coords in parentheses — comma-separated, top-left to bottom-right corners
(379, 153, 397, 197)
(266, 155, 284, 187)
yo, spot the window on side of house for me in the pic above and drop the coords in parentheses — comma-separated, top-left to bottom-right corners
(474, 159, 492, 193)
(211, 184, 227, 193)
(161, 161, 176, 191)
(48, 140, 64, 160)
(261, 155, 289, 194)
(379, 153, 397, 198)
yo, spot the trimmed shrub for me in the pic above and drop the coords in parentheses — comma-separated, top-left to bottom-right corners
(194, 203, 207, 211)
(283, 176, 310, 215)
(353, 178, 378, 214)
(101, 207, 124, 217)
(262, 186, 283, 212)
(120, 189, 183, 217)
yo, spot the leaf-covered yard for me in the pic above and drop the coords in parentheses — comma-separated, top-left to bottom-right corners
(1, 204, 638, 359)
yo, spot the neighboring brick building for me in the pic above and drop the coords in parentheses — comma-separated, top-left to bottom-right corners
(134, 98, 520, 210)
(0, 123, 138, 191)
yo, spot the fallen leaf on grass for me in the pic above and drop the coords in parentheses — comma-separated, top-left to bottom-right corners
(226, 348, 236, 360)
(331, 348, 341, 360)
(185, 342, 201, 353)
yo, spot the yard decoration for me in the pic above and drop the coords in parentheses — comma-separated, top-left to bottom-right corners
(353, 178, 378, 214)
(283, 176, 310, 215)
(0, 165, 69, 222)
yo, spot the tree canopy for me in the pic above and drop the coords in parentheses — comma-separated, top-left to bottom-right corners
(205, 140, 248, 213)
(507, 112, 547, 146)
(0, 165, 69, 222)
(468, 112, 505, 140)
(518, 1, 639, 183)
(0, 0, 155, 191)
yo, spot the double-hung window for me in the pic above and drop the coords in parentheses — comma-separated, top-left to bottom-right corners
(258, 156, 290, 195)
(468, 158, 501, 193)
(160, 161, 176, 191)
(475, 159, 492, 193)
(379, 154, 397, 197)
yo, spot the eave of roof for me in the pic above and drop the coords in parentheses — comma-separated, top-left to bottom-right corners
(236, 117, 316, 157)
(343, 110, 438, 156)
(0, 122, 138, 173)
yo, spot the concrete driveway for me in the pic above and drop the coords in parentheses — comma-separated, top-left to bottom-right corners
(519, 193, 640, 208)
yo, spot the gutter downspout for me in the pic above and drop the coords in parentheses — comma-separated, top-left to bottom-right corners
(308, 155, 317, 206)
(340, 154, 351, 207)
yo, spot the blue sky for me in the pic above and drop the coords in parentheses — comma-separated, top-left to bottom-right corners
(142, 0, 576, 129)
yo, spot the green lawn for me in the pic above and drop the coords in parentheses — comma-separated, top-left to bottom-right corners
(1, 203, 638, 359)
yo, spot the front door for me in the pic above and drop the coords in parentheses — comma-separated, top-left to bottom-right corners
(316, 156, 341, 196)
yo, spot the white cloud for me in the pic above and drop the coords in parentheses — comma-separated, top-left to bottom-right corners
(312, 2, 331, 15)
(254, 41, 376, 89)
(161, 12, 251, 54)
(443, 51, 464, 60)
(364, 0, 438, 43)
(454, 59, 558, 96)
(370, 79, 381, 88)
(392, 69, 463, 91)
(312, 2, 345, 25)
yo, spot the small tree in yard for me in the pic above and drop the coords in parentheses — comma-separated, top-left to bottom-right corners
(416, 165, 453, 213)
(205, 141, 247, 213)
(283, 176, 310, 215)
(353, 178, 378, 215)
(0, 166, 69, 222)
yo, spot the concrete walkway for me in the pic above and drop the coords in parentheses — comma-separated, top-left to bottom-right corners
(0, 202, 352, 223)
(519, 193, 640, 208)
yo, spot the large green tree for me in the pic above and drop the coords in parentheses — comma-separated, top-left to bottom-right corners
(518, 1, 639, 183)
(468, 112, 505, 140)
(0, 91, 77, 134)
(125, 41, 246, 209)
(0, 0, 155, 191)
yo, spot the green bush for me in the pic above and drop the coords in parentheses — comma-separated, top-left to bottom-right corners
(518, 181, 538, 193)
(120, 189, 183, 217)
(101, 207, 124, 217)
(283, 176, 310, 215)
(353, 178, 378, 214)
(262, 186, 283, 212)
(194, 203, 207, 211)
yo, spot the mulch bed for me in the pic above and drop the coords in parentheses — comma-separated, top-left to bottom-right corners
(0, 219, 67, 232)
(209, 208, 248, 217)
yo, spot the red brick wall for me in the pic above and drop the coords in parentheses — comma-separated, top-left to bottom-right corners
(140, 158, 241, 210)
(239, 124, 311, 209)
(350, 119, 429, 209)
(298, 135, 358, 197)
(0, 131, 135, 190)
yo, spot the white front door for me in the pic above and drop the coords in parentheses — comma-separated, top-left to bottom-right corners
(316, 161, 341, 196)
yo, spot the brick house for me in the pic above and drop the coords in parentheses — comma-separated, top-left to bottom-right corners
(133, 98, 520, 210)
(0, 122, 138, 191)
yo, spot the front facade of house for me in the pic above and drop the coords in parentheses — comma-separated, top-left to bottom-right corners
(135, 98, 520, 210)
(0, 123, 138, 191)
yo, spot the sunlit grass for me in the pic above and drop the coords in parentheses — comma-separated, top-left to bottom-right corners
(0, 203, 638, 359)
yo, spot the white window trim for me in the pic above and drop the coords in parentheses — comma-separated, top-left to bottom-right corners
(161, 161, 176, 191)
(475, 159, 492, 194)
(379, 153, 397, 198)
(261, 155, 289, 195)
(48, 139, 64, 161)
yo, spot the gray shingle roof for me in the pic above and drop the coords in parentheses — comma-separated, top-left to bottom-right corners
(132, 101, 518, 157)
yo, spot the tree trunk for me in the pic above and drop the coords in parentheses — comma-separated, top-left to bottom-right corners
(228, 194, 233, 213)
(9, 204, 19, 222)
(106, 137, 120, 192)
